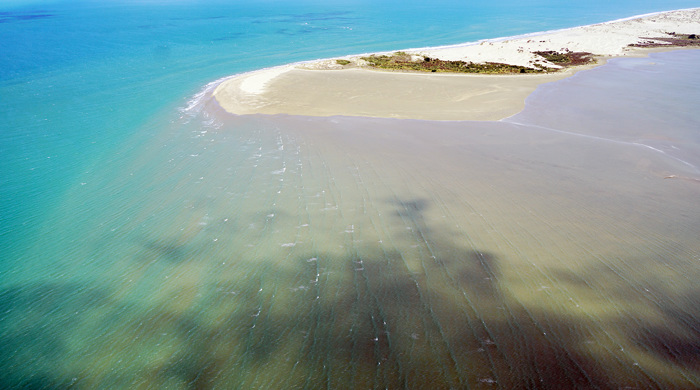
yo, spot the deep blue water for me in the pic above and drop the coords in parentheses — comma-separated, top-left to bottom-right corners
(1, 1, 699, 388)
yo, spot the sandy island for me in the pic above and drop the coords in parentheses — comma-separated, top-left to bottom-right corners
(214, 9, 700, 121)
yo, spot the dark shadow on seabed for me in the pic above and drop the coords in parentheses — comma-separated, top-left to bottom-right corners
(2, 195, 699, 389)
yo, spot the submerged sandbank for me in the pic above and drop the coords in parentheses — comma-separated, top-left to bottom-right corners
(214, 8, 700, 120)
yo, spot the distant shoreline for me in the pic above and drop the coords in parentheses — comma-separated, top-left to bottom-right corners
(213, 8, 699, 121)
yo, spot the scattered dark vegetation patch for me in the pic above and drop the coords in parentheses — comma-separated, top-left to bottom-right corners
(629, 32, 700, 48)
(361, 52, 545, 74)
(335, 59, 351, 66)
(534, 50, 594, 66)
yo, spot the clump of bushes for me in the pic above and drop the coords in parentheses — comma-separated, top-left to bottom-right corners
(534, 50, 594, 66)
(629, 32, 700, 48)
(335, 59, 352, 66)
(533, 51, 570, 63)
(669, 32, 698, 40)
(360, 52, 544, 74)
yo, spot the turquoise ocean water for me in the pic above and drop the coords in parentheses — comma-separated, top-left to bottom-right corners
(2, 0, 699, 388)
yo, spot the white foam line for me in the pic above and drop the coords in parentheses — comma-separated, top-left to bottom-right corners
(180, 64, 300, 115)
(632, 142, 699, 172)
(179, 75, 234, 116)
(505, 119, 699, 173)
(183, 76, 229, 110)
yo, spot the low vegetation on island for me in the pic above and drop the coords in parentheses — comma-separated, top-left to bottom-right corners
(532, 51, 595, 67)
(628, 32, 700, 48)
(329, 31, 698, 75)
(360, 52, 542, 74)
(335, 50, 594, 74)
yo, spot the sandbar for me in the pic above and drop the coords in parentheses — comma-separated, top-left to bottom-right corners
(214, 8, 700, 121)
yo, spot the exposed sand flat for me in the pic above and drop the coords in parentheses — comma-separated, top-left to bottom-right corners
(214, 8, 700, 120)
(214, 68, 578, 121)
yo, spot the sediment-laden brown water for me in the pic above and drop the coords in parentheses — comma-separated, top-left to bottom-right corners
(2, 50, 698, 389)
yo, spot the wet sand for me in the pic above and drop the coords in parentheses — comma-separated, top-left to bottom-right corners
(213, 68, 577, 121)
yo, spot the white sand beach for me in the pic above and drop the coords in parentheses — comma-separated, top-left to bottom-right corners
(214, 8, 700, 120)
